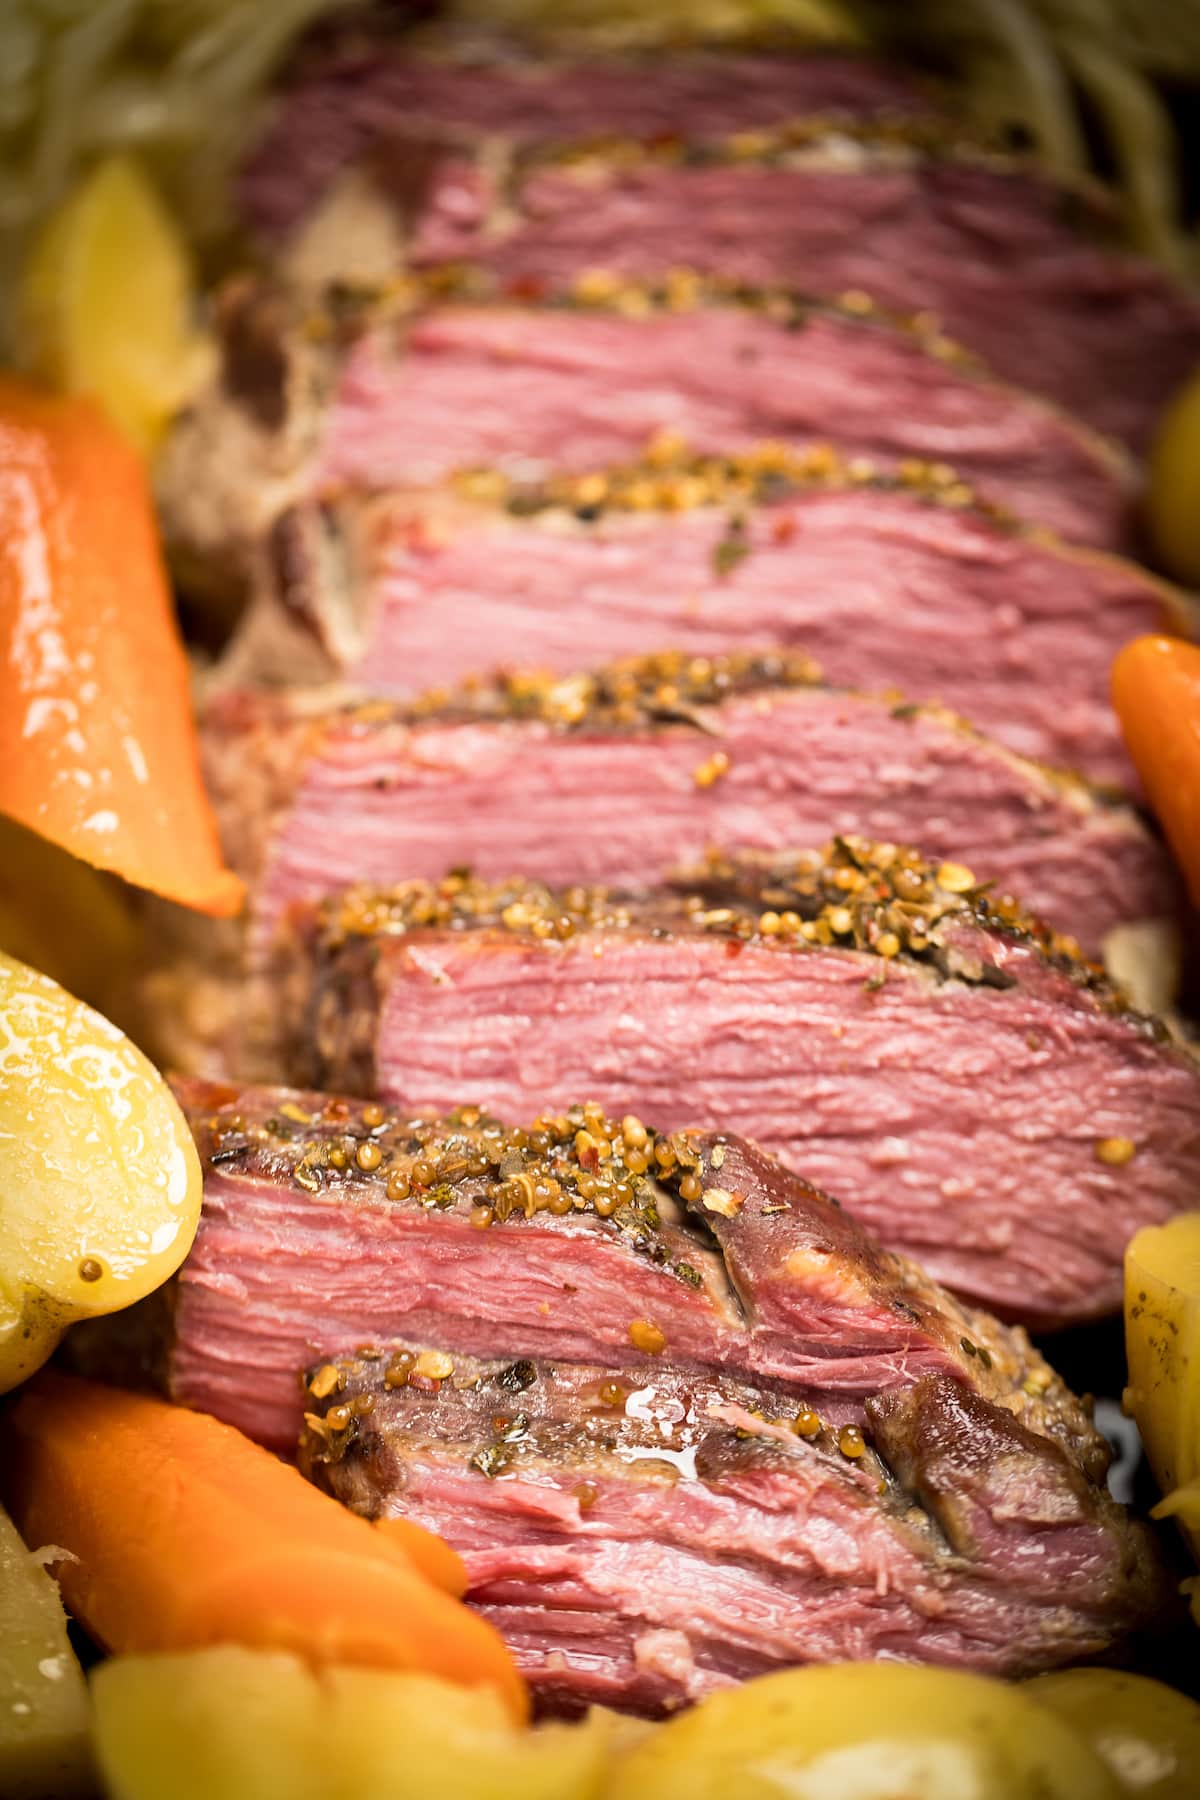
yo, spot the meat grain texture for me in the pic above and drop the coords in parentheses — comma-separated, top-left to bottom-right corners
(234, 43, 1200, 447)
(133, 1077, 1169, 1711)
(279, 846, 1200, 1328)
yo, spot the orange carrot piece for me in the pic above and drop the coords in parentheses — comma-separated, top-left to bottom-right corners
(0, 378, 242, 917)
(1112, 634, 1200, 907)
(370, 1513, 468, 1592)
(4, 1373, 525, 1719)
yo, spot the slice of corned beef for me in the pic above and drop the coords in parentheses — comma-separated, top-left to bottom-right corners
(298, 1345, 1168, 1708)
(201, 656, 1181, 974)
(156, 279, 1133, 615)
(191, 446, 1186, 785)
(237, 43, 932, 249)
(163, 1079, 1104, 1462)
(278, 846, 1200, 1329)
(241, 102, 1200, 449)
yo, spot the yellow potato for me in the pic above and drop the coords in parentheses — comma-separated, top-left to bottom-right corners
(1125, 1213, 1200, 1579)
(1147, 365, 1200, 584)
(605, 1663, 1122, 1800)
(1027, 1669, 1200, 1799)
(15, 155, 213, 456)
(0, 815, 140, 1023)
(93, 1648, 614, 1800)
(0, 1503, 93, 1800)
(0, 950, 203, 1390)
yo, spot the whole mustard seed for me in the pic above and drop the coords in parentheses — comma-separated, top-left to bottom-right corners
(936, 861, 976, 894)
(361, 1102, 386, 1129)
(308, 1363, 341, 1400)
(355, 1140, 383, 1172)
(629, 1320, 667, 1355)
(1096, 1136, 1137, 1167)
(78, 1257, 103, 1283)
(794, 1407, 822, 1438)
(838, 1425, 866, 1459)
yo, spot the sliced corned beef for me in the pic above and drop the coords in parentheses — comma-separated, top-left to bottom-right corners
(299, 1344, 1168, 1709)
(201, 656, 1181, 976)
(240, 100, 1200, 448)
(157, 279, 1133, 616)
(277, 846, 1200, 1328)
(188, 446, 1185, 786)
(237, 44, 932, 248)
(163, 1079, 1104, 1462)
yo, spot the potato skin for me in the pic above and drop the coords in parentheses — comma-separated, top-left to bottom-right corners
(0, 951, 202, 1392)
(605, 1662, 1122, 1800)
(93, 1649, 614, 1800)
(1027, 1670, 1200, 1799)
(1125, 1213, 1200, 1585)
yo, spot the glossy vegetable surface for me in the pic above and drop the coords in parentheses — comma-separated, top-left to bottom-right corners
(0, 1502, 93, 1800)
(3, 1374, 524, 1717)
(0, 377, 242, 916)
(1126, 1213, 1200, 1597)
(1028, 1669, 1200, 1798)
(15, 156, 212, 456)
(0, 951, 202, 1391)
(1148, 367, 1200, 583)
(605, 1662, 1122, 1799)
(93, 1649, 612, 1800)
(1112, 635, 1200, 906)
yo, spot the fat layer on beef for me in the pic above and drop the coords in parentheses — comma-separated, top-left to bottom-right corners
(275, 843, 1200, 1330)
(236, 49, 1200, 448)
(157, 279, 1134, 632)
(298, 1344, 1168, 1711)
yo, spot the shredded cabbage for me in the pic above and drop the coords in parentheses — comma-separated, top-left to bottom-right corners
(0, 0, 1196, 313)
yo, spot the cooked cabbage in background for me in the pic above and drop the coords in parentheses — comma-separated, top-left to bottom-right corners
(0, 949, 203, 1391)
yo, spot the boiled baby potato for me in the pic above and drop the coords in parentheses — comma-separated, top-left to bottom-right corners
(1027, 1669, 1200, 1798)
(605, 1662, 1122, 1800)
(15, 154, 213, 455)
(0, 950, 202, 1390)
(1147, 367, 1200, 584)
(93, 1648, 614, 1800)
(0, 1503, 93, 1799)
(1125, 1213, 1200, 1582)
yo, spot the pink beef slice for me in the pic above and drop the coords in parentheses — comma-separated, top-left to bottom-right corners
(186, 449, 1188, 785)
(279, 850, 1200, 1330)
(284, 849, 1200, 1332)
(166, 1077, 1111, 1464)
(298, 1346, 1169, 1709)
(156, 284, 1134, 613)
(201, 656, 1181, 969)
(238, 64, 1200, 451)
(237, 44, 933, 246)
